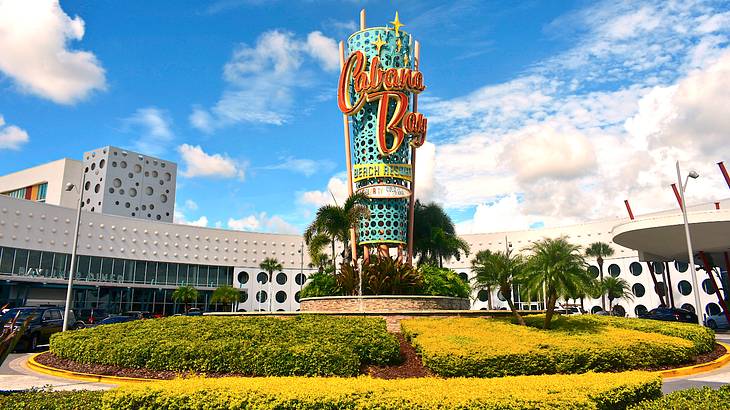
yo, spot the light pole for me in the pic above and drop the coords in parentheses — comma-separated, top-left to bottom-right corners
(676, 161, 702, 324)
(62, 173, 86, 331)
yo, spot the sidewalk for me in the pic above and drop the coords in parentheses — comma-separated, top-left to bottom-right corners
(0, 351, 114, 391)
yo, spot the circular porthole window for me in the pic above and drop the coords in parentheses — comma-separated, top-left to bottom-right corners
(257, 272, 268, 284)
(256, 290, 267, 303)
(295, 273, 306, 286)
(275, 291, 287, 303)
(629, 262, 642, 276)
(588, 266, 599, 279)
(677, 280, 692, 296)
(276, 272, 287, 285)
(632, 283, 645, 297)
(237, 271, 249, 284)
(477, 289, 489, 302)
(608, 264, 621, 277)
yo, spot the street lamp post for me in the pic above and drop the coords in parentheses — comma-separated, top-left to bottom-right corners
(62, 173, 86, 331)
(676, 161, 702, 324)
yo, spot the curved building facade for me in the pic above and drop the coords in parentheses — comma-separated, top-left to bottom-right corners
(0, 147, 727, 319)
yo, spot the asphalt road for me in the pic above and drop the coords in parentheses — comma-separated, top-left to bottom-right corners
(662, 332, 730, 393)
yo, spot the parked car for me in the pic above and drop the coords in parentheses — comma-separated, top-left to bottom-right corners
(0, 307, 81, 352)
(76, 308, 110, 327)
(125, 311, 152, 320)
(185, 308, 203, 316)
(705, 313, 729, 330)
(555, 307, 583, 315)
(97, 315, 137, 325)
(639, 307, 698, 323)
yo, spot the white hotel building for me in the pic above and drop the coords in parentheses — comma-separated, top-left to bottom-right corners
(0, 146, 727, 319)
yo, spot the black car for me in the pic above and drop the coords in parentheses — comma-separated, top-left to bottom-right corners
(0, 307, 80, 352)
(639, 307, 698, 324)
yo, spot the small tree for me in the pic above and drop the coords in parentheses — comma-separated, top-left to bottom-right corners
(211, 285, 240, 312)
(472, 249, 527, 325)
(259, 257, 283, 311)
(585, 242, 615, 310)
(523, 237, 591, 329)
(171, 285, 198, 313)
(600, 277, 633, 313)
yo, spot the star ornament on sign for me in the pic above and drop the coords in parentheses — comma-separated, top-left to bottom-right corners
(390, 11, 404, 36)
(373, 34, 386, 56)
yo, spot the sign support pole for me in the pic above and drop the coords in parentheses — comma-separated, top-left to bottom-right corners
(339, 41, 358, 266)
(406, 40, 420, 265)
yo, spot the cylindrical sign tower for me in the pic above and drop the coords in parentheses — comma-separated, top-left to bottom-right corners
(338, 11, 427, 258)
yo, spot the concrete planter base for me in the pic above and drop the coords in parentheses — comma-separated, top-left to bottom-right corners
(299, 295, 470, 312)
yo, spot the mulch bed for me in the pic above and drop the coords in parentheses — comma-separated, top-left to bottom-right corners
(34, 341, 726, 381)
(366, 333, 431, 379)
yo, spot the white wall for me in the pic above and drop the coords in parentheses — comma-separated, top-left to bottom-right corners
(0, 158, 81, 208)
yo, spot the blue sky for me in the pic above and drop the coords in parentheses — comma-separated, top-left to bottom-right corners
(1, 0, 729, 234)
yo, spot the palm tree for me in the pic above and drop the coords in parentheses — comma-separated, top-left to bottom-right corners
(471, 250, 496, 310)
(171, 285, 198, 313)
(414, 201, 470, 267)
(471, 249, 527, 325)
(306, 233, 332, 271)
(523, 237, 591, 329)
(304, 192, 370, 266)
(600, 277, 633, 313)
(211, 285, 241, 312)
(585, 242, 614, 310)
(259, 257, 283, 312)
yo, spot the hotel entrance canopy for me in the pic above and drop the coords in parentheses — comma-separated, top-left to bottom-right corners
(612, 209, 730, 268)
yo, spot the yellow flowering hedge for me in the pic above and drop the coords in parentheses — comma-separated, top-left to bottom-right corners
(401, 317, 701, 377)
(50, 315, 399, 376)
(523, 314, 715, 353)
(100, 371, 660, 410)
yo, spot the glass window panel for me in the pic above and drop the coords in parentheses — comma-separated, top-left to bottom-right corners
(168, 264, 179, 285)
(186, 264, 195, 285)
(198, 265, 208, 286)
(0, 247, 14, 274)
(89, 257, 102, 280)
(52, 253, 67, 279)
(219, 267, 229, 287)
(112, 258, 124, 279)
(209, 266, 218, 286)
(157, 262, 168, 285)
(101, 258, 113, 281)
(134, 261, 145, 283)
(76, 255, 90, 280)
(123, 259, 134, 283)
(177, 264, 188, 285)
(14, 248, 28, 275)
(27, 250, 41, 270)
(39, 251, 53, 270)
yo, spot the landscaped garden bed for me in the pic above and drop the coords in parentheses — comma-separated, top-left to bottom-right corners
(49, 315, 400, 377)
(401, 315, 716, 377)
(0, 371, 662, 409)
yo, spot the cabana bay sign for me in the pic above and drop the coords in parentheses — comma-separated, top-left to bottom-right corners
(337, 10, 426, 256)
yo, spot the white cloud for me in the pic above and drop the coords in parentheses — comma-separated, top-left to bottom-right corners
(228, 212, 299, 234)
(125, 107, 173, 156)
(0, 115, 29, 150)
(298, 174, 349, 207)
(190, 29, 339, 132)
(173, 209, 209, 227)
(0, 0, 105, 104)
(263, 156, 335, 177)
(502, 123, 596, 182)
(184, 199, 198, 211)
(177, 144, 245, 179)
(420, 0, 730, 232)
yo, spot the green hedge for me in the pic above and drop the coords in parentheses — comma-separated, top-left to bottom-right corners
(522, 314, 715, 354)
(629, 385, 730, 409)
(50, 315, 400, 376)
(402, 317, 700, 377)
(0, 390, 104, 410)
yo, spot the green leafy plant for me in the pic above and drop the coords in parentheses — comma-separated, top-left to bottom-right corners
(585, 242, 615, 310)
(362, 255, 422, 295)
(50, 315, 400, 377)
(419, 264, 470, 298)
(300, 270, 339, 298)
(471, 249, 527, 325)
(628, 385, 730, 410)
(210, 285, 241, 312)
(171, 286, 198, 313)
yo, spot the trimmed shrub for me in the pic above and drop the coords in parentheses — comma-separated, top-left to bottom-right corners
(419, 264, 471, 298)
(50, 315, 399, 376)
(102, 372, 661, 410)
(0, 390, 104, 410)
(522, 314, 715, 354)
(629, 385, 730, 409)
(402, 317, 698, 377)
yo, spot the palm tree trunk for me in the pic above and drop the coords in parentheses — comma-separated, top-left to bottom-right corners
(598, 257, 605, 310)
(504, 287, 525, 326)
(331, 239, 336, 268)
(544, 293, 557, 329)
(487, 286, 493, 310)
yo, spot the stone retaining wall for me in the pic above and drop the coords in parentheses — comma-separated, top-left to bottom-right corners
(299, 295, 470, 312)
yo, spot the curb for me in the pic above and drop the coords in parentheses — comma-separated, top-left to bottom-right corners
(658, 341, 730, 379)
(26, 353, 159, 384)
